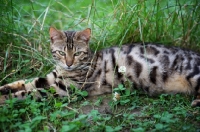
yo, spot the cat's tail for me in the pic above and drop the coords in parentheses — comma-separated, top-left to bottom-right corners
(191, 79, 200, 107)
(191, 93, 200, 107)
(191, 99, 200, 107)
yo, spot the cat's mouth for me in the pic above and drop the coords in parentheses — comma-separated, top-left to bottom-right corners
(64, 65, 89, 71)
(57, 62, 76, 71)
(64, 67, 75, 71)
(59, 63, 89, 71)
(63, 65, 83, 71)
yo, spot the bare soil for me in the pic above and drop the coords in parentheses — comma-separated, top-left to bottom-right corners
(70, 95, 141, 115)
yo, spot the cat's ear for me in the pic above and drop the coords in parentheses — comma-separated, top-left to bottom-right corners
(75, 28, 91, 43)
(49, 27, 63, 43)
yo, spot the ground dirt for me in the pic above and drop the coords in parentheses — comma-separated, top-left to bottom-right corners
(70, 94, 141, 115)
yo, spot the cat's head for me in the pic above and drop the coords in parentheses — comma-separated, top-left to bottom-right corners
(49, 27, 91, 71)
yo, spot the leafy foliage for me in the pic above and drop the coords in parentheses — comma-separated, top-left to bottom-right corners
(0, 0, 200, 131)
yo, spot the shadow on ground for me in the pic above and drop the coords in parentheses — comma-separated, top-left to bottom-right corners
(70, 94, 141, 115)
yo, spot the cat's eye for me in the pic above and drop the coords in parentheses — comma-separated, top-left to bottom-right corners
(58, 51, 66, 56)
(74, 52, 82, 56)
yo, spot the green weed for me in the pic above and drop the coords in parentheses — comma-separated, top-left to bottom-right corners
(0, 0, 200, 131)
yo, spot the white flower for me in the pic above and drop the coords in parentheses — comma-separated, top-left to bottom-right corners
(118, 66, 126, 73)
(32, 89, 37, 92)
(113, 97, 117, 102)
(113, 92, 120, 101)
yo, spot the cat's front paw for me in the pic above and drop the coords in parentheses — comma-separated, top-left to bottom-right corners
(0, 85, 10, 95)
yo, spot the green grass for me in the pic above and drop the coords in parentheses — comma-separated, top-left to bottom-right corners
(0, 0, 200, 131)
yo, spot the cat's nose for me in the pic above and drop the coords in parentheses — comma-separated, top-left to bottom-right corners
(66, 61, 73, 67)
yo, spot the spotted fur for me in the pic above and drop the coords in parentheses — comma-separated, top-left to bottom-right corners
(0, 27, 200, 107)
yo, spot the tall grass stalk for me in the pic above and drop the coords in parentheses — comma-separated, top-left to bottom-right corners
(0, 0, 200, 131)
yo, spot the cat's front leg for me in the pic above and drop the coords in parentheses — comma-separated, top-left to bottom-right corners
(0, 71, 58, 103)
(0, 80, 27, 95)
(0, 78, 49, 103)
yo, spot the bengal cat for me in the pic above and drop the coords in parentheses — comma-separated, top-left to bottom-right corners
(0, 27, 200, 107)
